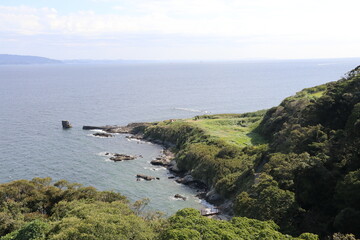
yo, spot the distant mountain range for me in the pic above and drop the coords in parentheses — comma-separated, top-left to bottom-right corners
(0, 54, 63, 65)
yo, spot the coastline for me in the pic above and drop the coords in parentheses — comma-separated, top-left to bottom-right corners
(83, 123, 232, 220)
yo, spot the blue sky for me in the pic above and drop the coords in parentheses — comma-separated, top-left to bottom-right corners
(1, 0, 359, 60)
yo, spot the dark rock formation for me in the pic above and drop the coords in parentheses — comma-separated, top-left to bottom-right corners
(83, 123, 150, 134)
(176, 174, 208, 190)
(176, 175, 194, 184)
(62, 120, 72, 129)
(136, 174, 157, 181)
(150, 159, 169, 166)
(110, 154, 136, 162)
(174, 194, 187, 201)
(93, 132, 113, 137)
(150, 150, 174, 167)
(83, 126, 109, 130)
(205, 188, 223, 203)
(125, 135, 143, 140)
(195, 192, 207, 199)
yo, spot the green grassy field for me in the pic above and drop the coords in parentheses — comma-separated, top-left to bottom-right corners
(184, 112, 267, 147)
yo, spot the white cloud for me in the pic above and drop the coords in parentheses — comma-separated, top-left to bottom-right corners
(0, 0, 359, 59)
(0, 0, 359, 39)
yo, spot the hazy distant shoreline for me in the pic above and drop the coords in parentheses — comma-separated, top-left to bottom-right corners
(2, 53, 360, 65)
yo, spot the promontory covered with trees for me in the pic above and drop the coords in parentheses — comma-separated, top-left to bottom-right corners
(1, 66, 360, 239)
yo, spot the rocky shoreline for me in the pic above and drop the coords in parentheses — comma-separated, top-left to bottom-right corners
(83, 123, 231, 219)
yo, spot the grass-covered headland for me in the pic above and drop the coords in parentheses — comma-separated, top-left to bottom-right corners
(2, 66, 360, 239)
(134, 66, 360, 239)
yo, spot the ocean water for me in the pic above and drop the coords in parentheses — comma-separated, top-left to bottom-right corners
(0, 58, 359, 215)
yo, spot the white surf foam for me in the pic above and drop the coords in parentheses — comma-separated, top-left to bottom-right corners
(174, 107, 209, 113)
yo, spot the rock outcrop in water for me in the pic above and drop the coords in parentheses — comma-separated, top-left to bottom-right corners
(136, 174, 159, 181)
(62, 120, 72, 129)
(110, 154, 136, 162)
(83, 123, 150, 133)
(150, 150, 174, 167)
(174, 194, 187, 201)
(93, 132, 113, 137)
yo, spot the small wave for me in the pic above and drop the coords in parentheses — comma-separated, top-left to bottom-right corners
(89, 129, 107, 133)
(97, 152, 111, 156)
(144, 166, 164, 171)
(174, 107, 209, 113)
(87, 134, 110, 138)
(126, 138, 144, 143)
(198, 199, 215, 209)
(169, 196, 187, 201)
(126, 137, 153, 145)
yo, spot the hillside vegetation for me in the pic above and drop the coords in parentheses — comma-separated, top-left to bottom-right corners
(2, 66, 360, 239)
(139, 66, 360, 239)
(0, 178, 316, 240)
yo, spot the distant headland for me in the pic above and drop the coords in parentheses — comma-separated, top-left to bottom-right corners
(0, 54, 162, 65)
(0, 54, 62, 65)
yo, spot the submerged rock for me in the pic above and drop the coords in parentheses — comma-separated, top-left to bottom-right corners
(93, 132, 113, 137)
(174, 194, 187, 201)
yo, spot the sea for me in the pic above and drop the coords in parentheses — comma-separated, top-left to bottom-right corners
(0, 58, 359, 215)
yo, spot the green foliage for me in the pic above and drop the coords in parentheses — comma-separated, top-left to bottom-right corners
(0, 178, 321, 240)
(332, 232, 359, 240)
(49, 200, 155, 240)
(298, 233, 319, 240)
(3, 67, 359, 239)
(333, 208, 360, 237)
(234, 174, 298, 233)
(1, 220, 49, 240)
(0, 178, 156, 240)
(127, 66, 360, 238)
(335, 170, 360, 209)
(160, 208, 306, 240)
(345, 103, 360, 135)
(263, 152, 311, 190)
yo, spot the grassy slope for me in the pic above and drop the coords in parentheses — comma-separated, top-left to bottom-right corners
(185, 114, 266, 147)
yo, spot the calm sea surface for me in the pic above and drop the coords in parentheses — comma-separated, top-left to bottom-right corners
(0, 59, 359, 215)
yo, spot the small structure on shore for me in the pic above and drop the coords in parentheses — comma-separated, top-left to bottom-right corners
(62, 120, 72, 129)
(201, 207, 220, 216)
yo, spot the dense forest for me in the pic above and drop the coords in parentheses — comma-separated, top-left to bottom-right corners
(1, 66, 360, 239)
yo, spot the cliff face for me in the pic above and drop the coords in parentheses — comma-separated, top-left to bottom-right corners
(141, 66, 360, 238)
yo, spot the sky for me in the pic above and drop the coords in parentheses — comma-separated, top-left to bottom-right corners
(0, 0, 360, 60)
